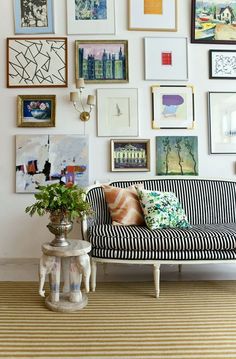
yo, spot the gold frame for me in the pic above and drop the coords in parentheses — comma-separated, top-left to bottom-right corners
(75, 40, 129, 84)
(111, 139, 150, 172)
(17, 95, 56, 127)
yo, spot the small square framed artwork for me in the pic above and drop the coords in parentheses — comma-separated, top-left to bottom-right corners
(14, 0, 55, 34)
(67, 0, 115, 35)
(209, 50, 236, 79)
(97, 88, 138, 137)
(144, 37, 188, 81)
(111, 139, 150, 172)
(17, 95, 56, 127)
(152, 85, 195, 129)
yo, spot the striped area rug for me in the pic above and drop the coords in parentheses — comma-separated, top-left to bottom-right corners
(1, 281, 236, 359)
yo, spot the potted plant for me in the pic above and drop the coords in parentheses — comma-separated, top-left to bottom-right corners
(25, 183, 91, 247)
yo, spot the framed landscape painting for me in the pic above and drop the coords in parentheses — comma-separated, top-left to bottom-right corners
(14, 0, 55, 34)
(7, 37, 68, 88)
(75, 40, 128, 83)
(17, 95, 56, 127)
(67, 0, 115, 34)
(209, 50, 236, 79)
(191, 0, 236, 44)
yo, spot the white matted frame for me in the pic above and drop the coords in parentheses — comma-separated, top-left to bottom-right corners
(152, 85, 195, 129)
(129, 0, 177, 31)
(145, 37, 188, 81)
(67, 0, 115, 35)
(209, 92, 236, 154)
(97, 88, 139, 137)
(209, 50, 236, 80)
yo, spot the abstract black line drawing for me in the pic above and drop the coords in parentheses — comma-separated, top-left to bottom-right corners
(7, 37, 67, 87)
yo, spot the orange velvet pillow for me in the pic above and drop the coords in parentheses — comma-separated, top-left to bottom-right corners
(102, 184, 145, 226)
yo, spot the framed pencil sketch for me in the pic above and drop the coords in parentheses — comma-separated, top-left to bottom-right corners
(129, 0, 177, 31)
(191, 0, 236, 44)
(14, 0, 55, 34)
(111, 139, 150, 172)
(75, 40, 128, 84)
(97, 88, 138, 137)
(152, 85, 195, 129)
(209, 50, 236, 79)
(7, 37, 68, 88)
(17, 95, 56, 127)
(67, 0, 115, 35)
(145, 37, 188, 81)
(209, 92, 236, 154)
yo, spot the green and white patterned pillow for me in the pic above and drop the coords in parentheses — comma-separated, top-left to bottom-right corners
(136, 187, 191, 230)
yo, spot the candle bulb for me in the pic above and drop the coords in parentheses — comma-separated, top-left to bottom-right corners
(70, 92, 79, 102)
(87, 95, 95, 106)
(76, 78, 85, 89)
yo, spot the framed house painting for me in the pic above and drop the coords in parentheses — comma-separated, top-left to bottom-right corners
(7, 37, 68, 88)
(111, 139, 150, 172)
(208, 92, 236, 154)
(97, 88, 138, 137)
(152, 85, 195, 129)
(145, 37, 188, 81)
(156, 136, 198, 176)
(209, 50, 236, 79)
(75, 40, 128, 83)
(129, 0, 177, 31)
(14, 0, 55, 34)
(16, 135, 89, 193)
(191, 0, 236, 44)
(67, 0, 115, 35)
(17, 95, 56, 127)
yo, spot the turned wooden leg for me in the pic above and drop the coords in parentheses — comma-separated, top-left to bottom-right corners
(49, 257, 61, 303)
(153, 263, 161, 298)
(91, 258, 97, 292)
(178, 264, 182, 273)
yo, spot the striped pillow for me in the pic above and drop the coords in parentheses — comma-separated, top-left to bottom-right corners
(102, 185, 145, 226)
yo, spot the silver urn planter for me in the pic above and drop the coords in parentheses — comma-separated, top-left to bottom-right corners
(47, 212, 73, 247)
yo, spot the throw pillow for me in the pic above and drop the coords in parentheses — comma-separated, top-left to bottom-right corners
(135, 187, 191, 230)
(102, 184, 145, 226)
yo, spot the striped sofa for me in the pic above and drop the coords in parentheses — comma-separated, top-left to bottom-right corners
(82, 178, 236, 297)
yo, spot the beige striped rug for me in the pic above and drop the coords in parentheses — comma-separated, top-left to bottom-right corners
(0, 281, 236, 359)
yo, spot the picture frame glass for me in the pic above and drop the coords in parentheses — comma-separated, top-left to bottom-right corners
(210, 50, 236, 79)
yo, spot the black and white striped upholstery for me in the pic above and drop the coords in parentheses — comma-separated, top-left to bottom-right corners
(85, 179, 236, 260)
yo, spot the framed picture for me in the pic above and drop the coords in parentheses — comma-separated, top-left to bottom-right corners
(14, 0, 55, 34)
(16, 135, 89, 193)
(75, 40, 128, 83)
(152, 85, 195, 129)
(209, 50, 236, 79)
(145, 37, 188, 81)
(208, 92, 236, 154)
(111, 139, 150, 172)
(7, 37, 68, 88)
(97, 88, 138, 137)
(191, 0, 236, 44)
(67, 0, 115, 35)
(156, 136, 198, 176)
(17, 95, 56, 127)
(129, 0, 177, 31)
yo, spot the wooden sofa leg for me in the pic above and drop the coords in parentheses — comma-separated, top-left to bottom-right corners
(91, 258, 97, 292)
(153, 264, 161, 298)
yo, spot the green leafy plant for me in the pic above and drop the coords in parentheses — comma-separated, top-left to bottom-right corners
(25, 183, 91, 220)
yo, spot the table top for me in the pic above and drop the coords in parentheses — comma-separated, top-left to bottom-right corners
(42, 239, 91, 257)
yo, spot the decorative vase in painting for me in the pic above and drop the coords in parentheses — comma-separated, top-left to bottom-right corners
(31, 109, 49, 120)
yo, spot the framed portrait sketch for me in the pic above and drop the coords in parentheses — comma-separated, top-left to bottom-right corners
(97, 88, 138, 137)
(17, 95, 56, 127)
(191, 0, 236, 44)
(152, 85, 195, 129)
(208, 92, 236, 154)
(7, 37, 68, 88)
(129, 0, 177, 31)
(14, 0, 55, 34)
(75, 40, 128, 83)
(111, 139, 150, 172)
(209, 50, 236, 79)
(67, 0, 115, 35)
(145, 37, 188, 81)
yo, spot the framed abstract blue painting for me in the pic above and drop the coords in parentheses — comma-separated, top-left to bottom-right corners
(14, 0, 55, 34)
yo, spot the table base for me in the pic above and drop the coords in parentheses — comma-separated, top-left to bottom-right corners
(45, 292, 88, 313)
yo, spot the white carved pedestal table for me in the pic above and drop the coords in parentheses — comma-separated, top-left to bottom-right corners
(40, 239, 91, 313)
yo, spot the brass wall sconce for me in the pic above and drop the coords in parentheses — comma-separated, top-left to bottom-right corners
(70, 78, 95, 122)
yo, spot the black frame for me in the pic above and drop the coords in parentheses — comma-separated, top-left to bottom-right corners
(209, 50, 236, 79)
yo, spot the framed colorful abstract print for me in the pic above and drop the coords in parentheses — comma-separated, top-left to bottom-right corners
(209, 50, 236, 79)
(67, 0, 115, 34)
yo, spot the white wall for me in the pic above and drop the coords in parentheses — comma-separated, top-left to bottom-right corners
(1, 0, 236, 259)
